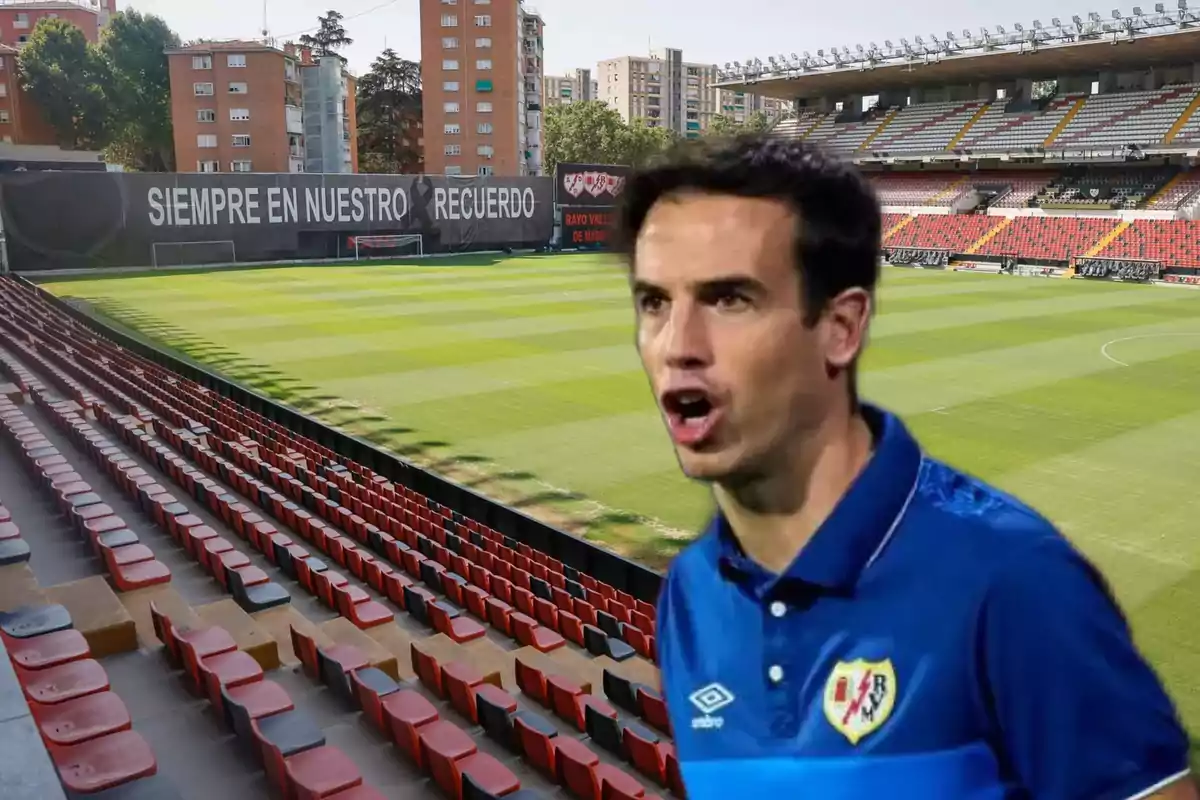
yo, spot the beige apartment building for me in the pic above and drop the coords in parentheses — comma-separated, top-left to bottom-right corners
(419, 0, 544, 176)
(598, 49, 789, 137)
(543, 68, 597, 108)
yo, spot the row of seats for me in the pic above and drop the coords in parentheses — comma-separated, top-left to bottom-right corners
(0, 493, 31, 567)
(1093, 219, 1200, 268)
(777, 88, 1200, 154)
(289, 623, 531, 800)
(884, 214, 998, 252)
(151, 606, 387, 799)
(0, 279, 680, 796)
(0, 603, 164, 797)
(0, 380, 173, 593)
(0, 277, 652, 644)
(1034, 167, 1176, 210)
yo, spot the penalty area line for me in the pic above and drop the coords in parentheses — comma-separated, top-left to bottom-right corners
(1099, 333, 1200, 368)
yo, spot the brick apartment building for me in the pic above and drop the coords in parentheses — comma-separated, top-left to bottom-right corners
(167, 40, 358, 174)
(0, 0, 116, 147)
(420, 0, 544, 176)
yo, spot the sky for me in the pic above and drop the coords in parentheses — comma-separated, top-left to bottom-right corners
(127, 0, 1126, 77)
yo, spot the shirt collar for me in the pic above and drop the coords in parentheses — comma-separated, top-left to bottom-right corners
(711, 404, 923, 597)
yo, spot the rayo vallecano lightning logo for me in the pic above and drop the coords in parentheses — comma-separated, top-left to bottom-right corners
(823, 658, 897, 745)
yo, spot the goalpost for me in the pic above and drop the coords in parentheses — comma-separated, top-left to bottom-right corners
(151, 240, 237, 269)
(350, 234, 425, 261)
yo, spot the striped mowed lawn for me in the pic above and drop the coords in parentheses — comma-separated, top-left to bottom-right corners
(44, 255, 1200, 745)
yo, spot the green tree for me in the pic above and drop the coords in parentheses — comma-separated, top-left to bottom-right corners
(18, 18, 110, 149)
(300, 10, 353, 58)
(99, 10, 179, 171)
(356, 48, 422, 173)
(543, 101, 676, 174)
(705, 109, 773, 138)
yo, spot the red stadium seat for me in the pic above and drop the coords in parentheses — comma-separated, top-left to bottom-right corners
(285, 745, 363, 800)
(384, 689, 439, 767)
(19, 659, 110, 705)
(31, 691, 132, 746)
(442, 660, 486, 723)
(47, 728, 157, 794)
(418, 719, 478, 798)
(557, 735, 601, 800)
(6, 628, 90, 670)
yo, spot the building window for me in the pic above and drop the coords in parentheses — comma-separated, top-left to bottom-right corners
(227, 54, 246, 68)
(228, 82, 248, 94)
(194, 82, 214, 96)
(475, 37, 491, 47)
(229, 108, 250, 121)
(197, 160, 219, 172)
(475, 79, 493, 92)
(0, 111, 9, 124)
(197, 134, 217, 148)
(475, 59, 492, 70)
(192, 55, 212, 70)
(475, 0, 491, 4)
(444, 144, 461, 155)
(16, 35, 27, 44)
(14, 13, 28, 28)
(442, 36, 458, 48)
(0, 57, 5, 69)
(476, 101, 492, 112)
(445, 166, 463, 175)
(443, 80, 460, 91)
(477, 122, 492, 134)
(0, 84, 6, 98)
(232, 134, 251, 147)
(444, 123, 460, 134)
(196, 109, 216, 122)
(474, 15, 491, 26)
(477, 145, 494, 157)
(444, 101, 460, 113)
(230, 161, 253, 172)
(441, 13, 458, 26)
(477, 165, 494, 175)
(442, 59, 459, 70)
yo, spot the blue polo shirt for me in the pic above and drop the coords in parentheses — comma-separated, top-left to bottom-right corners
(657, 405, 1189, 800)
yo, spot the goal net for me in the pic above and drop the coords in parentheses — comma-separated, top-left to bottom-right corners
(151, 240, 237, 269)
(350, 234, 424, 261)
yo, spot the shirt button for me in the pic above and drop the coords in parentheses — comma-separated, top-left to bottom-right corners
(768, 664, 784, 683)
(769, 601, 786, 618)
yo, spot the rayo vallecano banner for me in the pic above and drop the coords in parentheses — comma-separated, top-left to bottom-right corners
(0, 171, 554, 271)
(554, 162, 630, 208)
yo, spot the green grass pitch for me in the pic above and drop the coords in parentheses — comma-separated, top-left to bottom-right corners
(43, 254, 1200, 750)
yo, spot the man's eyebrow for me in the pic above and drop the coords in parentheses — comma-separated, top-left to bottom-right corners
(631, 279, 665, 296)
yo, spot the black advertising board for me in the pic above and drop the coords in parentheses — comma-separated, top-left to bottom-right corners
(0, 171, 555, 271)
(561, 206, 616, 248)
(554, 162, 630, 207)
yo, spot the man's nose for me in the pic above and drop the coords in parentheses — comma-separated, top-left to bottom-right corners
(663, 303, 712, 369)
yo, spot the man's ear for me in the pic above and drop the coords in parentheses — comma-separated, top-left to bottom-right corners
(823, 287, 872, 369)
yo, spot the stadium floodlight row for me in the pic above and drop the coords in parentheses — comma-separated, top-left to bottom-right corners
(716, 3, 1199, 83)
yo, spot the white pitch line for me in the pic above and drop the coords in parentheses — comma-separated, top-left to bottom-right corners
(930, 406, 948, 414)
(1099, 332, 1200, 368)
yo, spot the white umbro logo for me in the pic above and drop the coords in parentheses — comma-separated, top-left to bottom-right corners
(689, 683, 733, 730)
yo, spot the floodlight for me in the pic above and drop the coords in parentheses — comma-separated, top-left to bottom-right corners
(1015, 22, 1024, 31)
(1051, 17, 1061, 25)
(1072, 14, 1083, 24)
(884, 39, 894, 48)
(915, 35, 925, 44)
(817, 48, 825, 56)
(996, 25, 1006, 33)
(1112, 9, 1122, 17)
(1132, 6, 1142, 13)
(1154, 2, 1164, 11)
(1088, 11, 1102, 21)
(803, 50, 811, 58)
(1180, 0, 1187, 9)
(791, 52, 799, 59)
(900, 37, 909, 46)
(1033, 19, 1042, 27)
(946, 30, 956, 39)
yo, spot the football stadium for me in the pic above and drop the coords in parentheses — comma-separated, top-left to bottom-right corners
(2, 6, 1200, 799)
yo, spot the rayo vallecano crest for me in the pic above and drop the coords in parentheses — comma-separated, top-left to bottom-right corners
(822, 658, 897, 745)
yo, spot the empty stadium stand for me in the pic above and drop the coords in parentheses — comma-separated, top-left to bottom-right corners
(1093, 219, 1200, 269)
(1035, 166, 1177, 210)
(0, 274, 679, 800)
(1051, 84, 1200, 149)
(866, 100, 988, 154)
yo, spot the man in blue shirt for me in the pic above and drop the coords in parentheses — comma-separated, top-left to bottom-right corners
(613, 136, 1194, 799)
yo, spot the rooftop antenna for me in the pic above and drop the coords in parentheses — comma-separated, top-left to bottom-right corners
(261, 0, 269, 41)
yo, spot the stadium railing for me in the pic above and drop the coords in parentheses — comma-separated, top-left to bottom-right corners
(17, 276, 664, 605)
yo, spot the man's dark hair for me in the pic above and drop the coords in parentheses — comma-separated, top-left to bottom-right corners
(613, 135, 882, 326)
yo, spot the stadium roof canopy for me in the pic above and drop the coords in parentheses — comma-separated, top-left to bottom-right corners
(717, 6, 1200, 98)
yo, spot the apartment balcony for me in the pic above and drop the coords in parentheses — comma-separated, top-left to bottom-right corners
(289, 157, 305, 173)
(285, 105, 303, 135)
